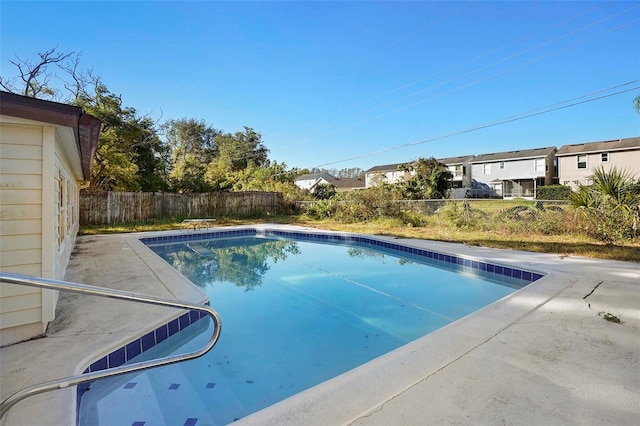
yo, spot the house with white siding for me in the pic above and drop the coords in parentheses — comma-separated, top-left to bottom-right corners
(364, 162, 411, 188)
(295, 172, 334, 192)
(469, 146, 556, 199)
(364, 157, 473, 192)
(556, 137, 640, 190)
(438, 155, 474, 189)
(295, 172, 365, 193)
(0, 91, 101, 346)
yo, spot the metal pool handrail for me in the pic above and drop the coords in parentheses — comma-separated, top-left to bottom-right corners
(0, 272, 222, 419)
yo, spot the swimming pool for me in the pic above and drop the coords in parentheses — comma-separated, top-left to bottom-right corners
(78, 228, 543, 425)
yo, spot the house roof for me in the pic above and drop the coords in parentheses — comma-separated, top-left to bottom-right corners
(556, 137, 640, 156)
(295, 172, 335, 181)
(365, 162, 409, 173)
(469, 146, 556, 163)
(437, 155, 474, 165)
(328, 177, 365, 189)
(366, 156, 473, 173)
(0, 91, 101, 180)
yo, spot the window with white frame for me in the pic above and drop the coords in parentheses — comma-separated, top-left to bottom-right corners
(534, 158, 545, 172)
(577, 154, 587, 169)
(483, 163, 491, 174)
(601, 152, 609, 162)
(499, 161, 505, 170)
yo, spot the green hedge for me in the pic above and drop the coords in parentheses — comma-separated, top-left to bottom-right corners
(536, 185, 572, 200)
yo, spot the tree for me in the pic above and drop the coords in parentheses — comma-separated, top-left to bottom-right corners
(205, 127, 270, 191)
(131, 115, 170, 192)
(313, 183, 337, 200)
(163, 118, 218, 193)
(211, 127, 269, 172)
(308, 167, 364, 179)
(336, 167, 364, 179)
(0, 47, 76, 100)
(634, 94, 640, 113)
(74, 81, 169, 191)
(400, 157, 453, 199)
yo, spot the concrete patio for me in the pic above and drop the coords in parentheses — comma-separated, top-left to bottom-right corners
(1, 225, 638, 425)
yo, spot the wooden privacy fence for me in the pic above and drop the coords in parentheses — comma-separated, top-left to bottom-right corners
(80, 191, 286, 225)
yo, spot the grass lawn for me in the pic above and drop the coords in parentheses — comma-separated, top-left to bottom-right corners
(80, 214, 640, 263)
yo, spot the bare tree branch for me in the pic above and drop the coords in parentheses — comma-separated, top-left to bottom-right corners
(1, 46, 76, 99)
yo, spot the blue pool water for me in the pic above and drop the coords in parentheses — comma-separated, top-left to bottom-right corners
(79, 231, 539, 425)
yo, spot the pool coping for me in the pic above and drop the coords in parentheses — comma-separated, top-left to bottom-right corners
(1, 224, 638, 425)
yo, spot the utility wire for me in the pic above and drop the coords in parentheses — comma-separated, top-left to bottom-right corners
(312, 81, 640, 168)
(276, 2, 639, 145)
(300, 17, 640, 144)
(271, 0, 608, 140)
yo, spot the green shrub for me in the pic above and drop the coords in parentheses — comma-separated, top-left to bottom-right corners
(333, 186, 402, 222)
(438, 201, 489, 230)
(399, 210, 428, 227)
(530, 210, 570, 235)
(501, 205, 537, 220)
(570, 167, 640, 243)
(304, 200, 336, 219)
(536, 185, 572, 200)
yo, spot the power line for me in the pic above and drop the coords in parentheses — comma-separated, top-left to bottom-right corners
(312, 81, 640, 168)
(274, 2, 639, 147)
(302, 16, 640, 144)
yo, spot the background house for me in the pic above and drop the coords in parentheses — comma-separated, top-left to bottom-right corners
(294, 172, 334, 192)
(329, 177, 365, 192)
(556, 137, 640, 190)
(295, 172, 365, 193)
(364, 163, 410, 188)
(438, 155, 474, 189)
(0, 91, 100, 346)
(469, 147, 556, 199)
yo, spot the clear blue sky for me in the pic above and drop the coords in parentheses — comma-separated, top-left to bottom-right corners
(2, 1, 639, 171)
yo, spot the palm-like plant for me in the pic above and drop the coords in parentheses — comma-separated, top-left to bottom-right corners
(571, 166, 640, 242)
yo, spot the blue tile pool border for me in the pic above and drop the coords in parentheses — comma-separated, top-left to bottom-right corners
(76, 307, 210, 417)
(141, 228, 546, 287)
(139, 228, 257, 246)
(261, 229, 545, 285)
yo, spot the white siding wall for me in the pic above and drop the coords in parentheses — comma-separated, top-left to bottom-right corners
(0, 121, 83, 345)
(0, 123, 45, 343)
(365, 170, 411, 187)
(295, 177, 330, 191)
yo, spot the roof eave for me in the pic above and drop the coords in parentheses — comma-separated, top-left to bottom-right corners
(0, 91, 101, 180)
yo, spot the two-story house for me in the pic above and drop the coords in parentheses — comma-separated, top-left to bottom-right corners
(469, 146, 556, 199)
(364, 163, 411, 188)
(556, 137, 640, 190)
(295, 172, 365, 193)
(438, 155, 474, 189)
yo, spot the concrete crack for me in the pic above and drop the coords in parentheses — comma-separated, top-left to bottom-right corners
(583, 281, 604, 309)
